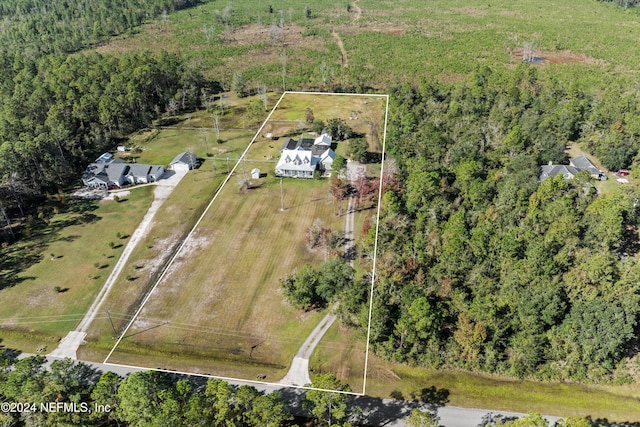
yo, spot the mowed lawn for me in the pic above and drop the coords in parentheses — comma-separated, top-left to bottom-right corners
(79, 128, 254, 361)
(0, 187, 153, 352)
(108, 176, 345, 378)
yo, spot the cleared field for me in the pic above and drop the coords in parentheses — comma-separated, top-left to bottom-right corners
(0, 187, 154, 352)
(79, 128, 254, 361)
(106, 93, 385, 387)
(92, 0, 640, 93)
(106, 176, 345, 375)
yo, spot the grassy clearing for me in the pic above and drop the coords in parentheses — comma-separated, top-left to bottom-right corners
(106, 93, 384, 383)
(106, 175, 344, 373)
(309, 323, 368, 394)
(0, 187, 154, 350)
(92, 0, 640, 92)
(362, 356, 640, 421)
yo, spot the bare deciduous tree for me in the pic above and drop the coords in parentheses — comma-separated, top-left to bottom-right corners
(319, 61, 330, 89)
(212, 112, 220, 140)
(280, 50, 287, 91)
(257, 82, 268, 111)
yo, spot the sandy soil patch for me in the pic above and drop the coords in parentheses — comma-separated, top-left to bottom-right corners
(511, 48, 605, 65)
(226, 23, 306, 47)
(341, 23, 410, 36)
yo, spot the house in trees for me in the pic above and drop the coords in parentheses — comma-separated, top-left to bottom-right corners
(82, 158, 165, 189)
(539, 156, 606, 182)
(275, 133, 336, 178)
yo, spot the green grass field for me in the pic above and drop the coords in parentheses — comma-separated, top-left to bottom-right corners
(92, 0, 640, 92)
(105, 175, 345, 374)
(104, 93, 383, 384)
(0, 187, 154, 352)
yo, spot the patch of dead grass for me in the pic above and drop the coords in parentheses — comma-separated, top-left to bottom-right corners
(511, 47, 606, 65)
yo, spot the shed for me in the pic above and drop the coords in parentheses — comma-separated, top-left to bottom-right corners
(251, 168, 261, 179)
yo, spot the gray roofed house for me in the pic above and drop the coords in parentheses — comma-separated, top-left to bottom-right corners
(82, 160, 129, 189)
(539, 155, 606, 182)
(539, 164, 580, 182)
(170, 151, 197, 171)
(83, 158, 164, 189)
(569, 156, 602, 178)
(126, 164, 165, 184)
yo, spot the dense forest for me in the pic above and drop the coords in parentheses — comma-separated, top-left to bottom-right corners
(348, 65, 640, 382)
(0, 0, 205, 57)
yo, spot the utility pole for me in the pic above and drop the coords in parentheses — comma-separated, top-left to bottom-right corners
(107, 310, 117, 336)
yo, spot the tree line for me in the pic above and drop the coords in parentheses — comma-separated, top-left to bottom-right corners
(339, 65, 640, 383)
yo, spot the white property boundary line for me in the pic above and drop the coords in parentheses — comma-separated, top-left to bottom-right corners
(104, 91, 389, 397)
(362, 94, 389, 396)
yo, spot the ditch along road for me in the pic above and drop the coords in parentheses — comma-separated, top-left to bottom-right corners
(279, 161, 361, 387)
(49, 170, 188, 359)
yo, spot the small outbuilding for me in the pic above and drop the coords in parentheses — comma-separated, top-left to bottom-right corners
(251, 168, 261, 179)
(170, 151, 197, 171)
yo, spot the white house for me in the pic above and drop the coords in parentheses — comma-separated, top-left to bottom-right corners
(170, 151, 197, 171)
(276, 148, 319, 178)
(275, 133, 336, 178)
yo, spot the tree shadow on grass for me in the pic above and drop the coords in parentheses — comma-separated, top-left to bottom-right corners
(0, 198, 103, 291)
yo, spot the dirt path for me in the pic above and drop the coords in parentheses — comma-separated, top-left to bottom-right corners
(49, 170, 188, 360)
(332, 31, 349, 68)
(330, 0, 361, 69)
(351, 0, 362, 23)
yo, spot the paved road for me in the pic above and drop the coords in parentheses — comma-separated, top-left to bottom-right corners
(49, 170, 188, 359)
